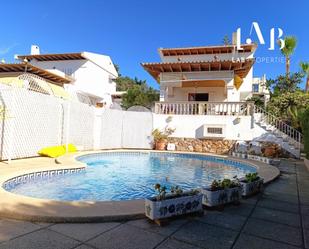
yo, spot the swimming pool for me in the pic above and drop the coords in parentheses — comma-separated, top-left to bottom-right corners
(4, 151, 256, 201)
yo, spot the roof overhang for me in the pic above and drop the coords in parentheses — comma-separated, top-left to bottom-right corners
(18, 53, 86, 62)
(0, 63, 71, 84)
(141, 59, 255, 83)
(159, 44, 257, 56)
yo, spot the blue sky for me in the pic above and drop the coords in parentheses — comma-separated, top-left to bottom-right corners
(0, 0, 308, 89)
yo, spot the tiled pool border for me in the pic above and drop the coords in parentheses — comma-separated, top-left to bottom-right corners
(0, 149, 280, 223)
(76, 150, 258, 172)
(3, 167, 85, 191)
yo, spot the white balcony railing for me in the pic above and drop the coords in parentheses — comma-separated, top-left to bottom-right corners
(154, 101, 254, 116)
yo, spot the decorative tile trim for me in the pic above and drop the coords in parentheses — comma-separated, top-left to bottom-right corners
(2, 167, 85, 191)
(76, 151, 257, 172)
(232, 152, 280, 165)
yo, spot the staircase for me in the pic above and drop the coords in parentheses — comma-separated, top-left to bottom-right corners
(253, 106, 303, 158)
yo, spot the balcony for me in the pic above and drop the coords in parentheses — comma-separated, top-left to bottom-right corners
(154, 101, 254, 116)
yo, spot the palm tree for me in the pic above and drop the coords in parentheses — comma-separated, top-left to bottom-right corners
(287, 106, 304, 130)
(279, 36, 297, 77)
(300, 62, 309, 92)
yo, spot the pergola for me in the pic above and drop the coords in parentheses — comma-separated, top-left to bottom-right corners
(0, 63, 71, 85)
(18, 53, 86, 62)
(159, 44, 257, 56)
(141, 59, 255, 83)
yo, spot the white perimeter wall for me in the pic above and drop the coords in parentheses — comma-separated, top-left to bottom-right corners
(153, 114, 255, 141)
(0, 87, 153, 160)
(100, 109, 153, 149)
(0, 86, 266, 161)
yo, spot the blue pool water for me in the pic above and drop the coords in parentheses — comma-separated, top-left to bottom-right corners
(5, 152, 256, 201)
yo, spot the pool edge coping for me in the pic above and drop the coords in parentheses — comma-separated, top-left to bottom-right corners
(0, 149, 280, 223)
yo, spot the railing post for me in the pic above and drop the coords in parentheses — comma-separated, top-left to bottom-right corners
(247, 103, 250, 116)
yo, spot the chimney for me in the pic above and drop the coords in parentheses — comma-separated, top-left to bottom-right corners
(31, 45, 40, 55)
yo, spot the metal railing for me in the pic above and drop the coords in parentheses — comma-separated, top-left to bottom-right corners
(154, 101, 254, 116)
(254, 106, 303, 151)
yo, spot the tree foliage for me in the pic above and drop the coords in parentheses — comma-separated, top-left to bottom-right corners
(121, 84, 159, 109)
(279, 36, 297, 76)
(265, 72, 309, 131)
(280, 36, 297, 57)
(246, 96, 264, 108)
(266, 91, 309, 124)
(300, 61, 309, 92)
(114, 66, 159, 109)
(115, 76, 145, 91)
(300, 108, 309, 159)
(222, 35, 231, 45)
(266, 72, 304, 97)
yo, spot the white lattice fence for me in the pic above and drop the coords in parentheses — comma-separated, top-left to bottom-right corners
(0, 81, 153, 160)
(0, 87, 63, 160)
(0, 81, 96, 160)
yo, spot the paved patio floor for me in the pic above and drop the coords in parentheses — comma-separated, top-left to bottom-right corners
(0, 159, 308, 249)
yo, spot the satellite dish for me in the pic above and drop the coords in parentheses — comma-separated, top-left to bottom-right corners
(127, 106, 151, 112)
(110, 102, 123, 110)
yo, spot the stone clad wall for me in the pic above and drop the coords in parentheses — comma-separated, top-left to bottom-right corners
(167, 137, 235, 155)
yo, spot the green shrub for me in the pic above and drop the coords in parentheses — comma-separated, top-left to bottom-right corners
(301, 109, 309, 159)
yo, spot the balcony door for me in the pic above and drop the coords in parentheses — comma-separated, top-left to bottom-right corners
(188, 93, 209, 101)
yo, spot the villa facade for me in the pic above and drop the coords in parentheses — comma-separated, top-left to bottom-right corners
(17, 47, 118, 106)
(142, 43, 300, 158)
(142, 43, 269, 114)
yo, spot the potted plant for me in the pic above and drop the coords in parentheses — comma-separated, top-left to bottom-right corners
(145, 184, 203, 220)
(240, 172, 264, 197)
(152, 128, 175, 150)
(201, 177, 241, 207)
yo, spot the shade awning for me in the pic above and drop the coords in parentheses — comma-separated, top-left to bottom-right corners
(141, 59, 255, 83)
(18, 53, 86, 62)
(0, 63, 71, 84)
(159, 44, 257, 56)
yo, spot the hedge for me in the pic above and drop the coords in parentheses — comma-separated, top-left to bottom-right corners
(301, 109, 309, 159)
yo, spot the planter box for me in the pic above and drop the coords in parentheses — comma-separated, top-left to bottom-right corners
(232, 152, 238, 157)
(201, 186, 241, 207)
(145, 192, 203, 220)
(232, 152, 247, 159)
(240, 178, 264, 197)
(247, 154, 271, 164)
(270, 159, 281, 166)
(240, 153, 247, 159)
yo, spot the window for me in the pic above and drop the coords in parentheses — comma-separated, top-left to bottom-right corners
(188, 93, 209, 101)
(207, 127, 223, 134)
(252, 84, 259, 93)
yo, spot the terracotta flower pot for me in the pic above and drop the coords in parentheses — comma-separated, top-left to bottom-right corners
(155, 140, 167, 150)
(264, 147, 276, 157)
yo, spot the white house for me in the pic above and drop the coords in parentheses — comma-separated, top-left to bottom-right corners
(18, 47, 118, 106)
(142, 41, 300, 158)
(142, 43, 269, 105)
